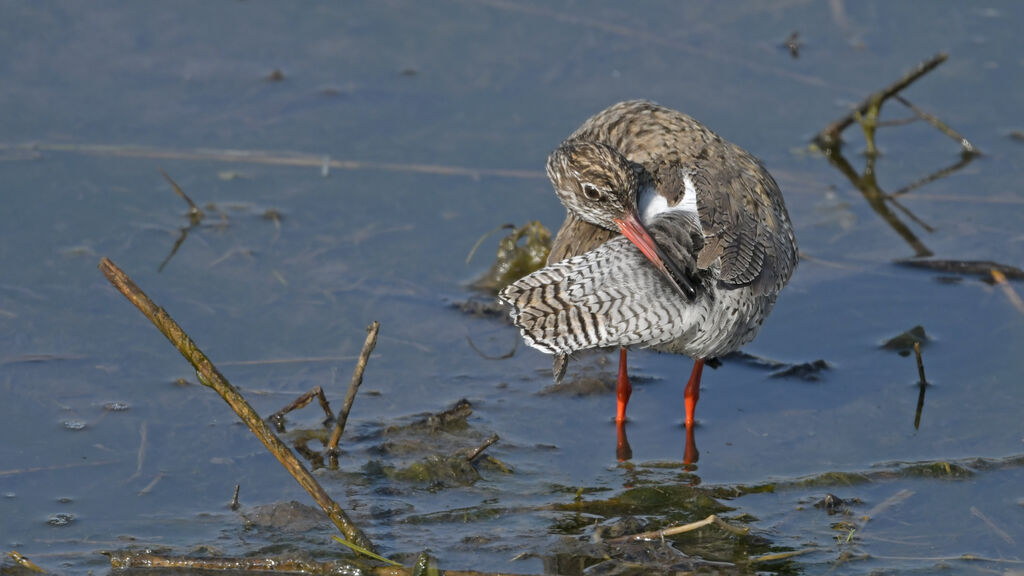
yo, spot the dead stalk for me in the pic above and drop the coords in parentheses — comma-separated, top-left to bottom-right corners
(815, 53, 948, 149)
(327, 321, 380, 454)
(98, 257, 375, 552)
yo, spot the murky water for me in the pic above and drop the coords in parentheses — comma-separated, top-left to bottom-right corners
(2, 2, 1023, 574)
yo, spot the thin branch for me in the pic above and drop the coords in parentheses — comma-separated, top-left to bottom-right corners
(913, 342, 927, 430)
(750, 547, 818, 564)
(138, 471, 165, 496)
(913, 342, 927, 385)
(105, 550, 537, 576)
(127, 421, 148, 482)
(608, 513, 749, 543)
(327, 322, 380, 454)
(970, 506, 1016, 546)
(894, 95, 979, 154)
(815, 53, 948, 149)
(0, 141, 543, 180)
(98, 257, 375, 552)
(269, 386, 335, 431)
(6, 551, 47, 573)
(991, 269, 1024, 315)
(859, 489, 914, 531)
(160, 168, 205, 223)
(465, 434, 500, 462)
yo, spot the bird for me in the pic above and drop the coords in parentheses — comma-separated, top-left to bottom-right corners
(498, 100, 797, 458)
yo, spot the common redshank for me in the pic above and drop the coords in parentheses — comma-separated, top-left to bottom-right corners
(499, 100, 797, 459)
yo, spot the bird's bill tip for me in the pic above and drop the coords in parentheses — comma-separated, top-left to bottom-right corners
(614, 213, 696, 300)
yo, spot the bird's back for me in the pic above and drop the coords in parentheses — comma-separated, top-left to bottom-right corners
(508, 100, 797, 365)
(563, 100, 797, 296)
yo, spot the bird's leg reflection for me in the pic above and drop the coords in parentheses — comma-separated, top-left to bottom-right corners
(616, 420, 632, 462)
(683, 422, 699, 466)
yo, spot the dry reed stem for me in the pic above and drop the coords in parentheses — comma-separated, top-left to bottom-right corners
(98, 257, 375, 551)
(327, 321, 380, 454)
(0, 141, 542, 180)
(105, 551, 536, 576)
(991, 269, 1024, 315)
(815, 53, 948, 149)
(913, 342, 926, 384)
(269, 386, 335, 427)
(609, 513, 749, 543)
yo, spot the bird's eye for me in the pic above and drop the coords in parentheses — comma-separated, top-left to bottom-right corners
(582, 184, 601, 201)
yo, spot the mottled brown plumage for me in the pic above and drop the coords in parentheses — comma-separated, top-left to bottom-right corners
(555, 100, 796, 294)
(500, 100, 797, 434)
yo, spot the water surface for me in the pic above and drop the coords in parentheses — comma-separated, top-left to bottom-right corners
(2, 2, 1023, 574)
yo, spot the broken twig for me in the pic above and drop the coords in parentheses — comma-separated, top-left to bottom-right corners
(894, 95, 978, 154)
(465, 434, 500, 462)
(991, 269, 1024, 315)
(98, 257, 375, 552)
(913, 342, 927, 385)
(913, 341, 928, 430)
(160, 168, 205, 223)
(105, 550, 533, 576)
(327, 321, 380, 454)
(608, 513, 749, 543)
(269, 386, 335, 431)
(815, 53, 948, 150)
(6, 551, 46, 573)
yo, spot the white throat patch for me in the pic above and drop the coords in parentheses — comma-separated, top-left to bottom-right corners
(638, 172, 699, 224)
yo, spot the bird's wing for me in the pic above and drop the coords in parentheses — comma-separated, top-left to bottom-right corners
(691, 149, 797, 296)
(499, 212, 701, 356)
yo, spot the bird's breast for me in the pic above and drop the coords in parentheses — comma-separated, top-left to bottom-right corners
(638, 174, 701, 235)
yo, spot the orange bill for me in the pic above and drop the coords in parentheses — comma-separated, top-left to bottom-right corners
(614, 211, 696, 300)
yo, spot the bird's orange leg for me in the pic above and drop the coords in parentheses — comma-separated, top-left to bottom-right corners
(615, 347, 631, 424)
(684, 358, 704, 428)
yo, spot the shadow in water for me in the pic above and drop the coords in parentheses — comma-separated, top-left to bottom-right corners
(615, 418, 699, 467)
(824, 149, 976, 259)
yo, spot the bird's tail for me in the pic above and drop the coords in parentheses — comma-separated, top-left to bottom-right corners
(499, 212, 704, 359)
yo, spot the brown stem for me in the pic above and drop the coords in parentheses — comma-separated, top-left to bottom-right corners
(160, 168, 205, 223)
(269, 386, 335, 431)
(608, 513, 749, 543)
(98, 257, 375, 551)
(815, 53, 948, 150)
(327, 322, 380, 454)
(465, 434, 500, 462)
(106, 551, 535, 576)
(894, 95, 978, 154)
(913, 341, 928, 430)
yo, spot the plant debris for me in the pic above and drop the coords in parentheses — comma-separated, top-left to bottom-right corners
(770, 359, 830, 381)
(895, 259, 1024, 281)
(881, 325, 929, 356)
(470, 221, 551, 295)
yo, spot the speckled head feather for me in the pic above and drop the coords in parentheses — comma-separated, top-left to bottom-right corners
(545, 141, 641, 231)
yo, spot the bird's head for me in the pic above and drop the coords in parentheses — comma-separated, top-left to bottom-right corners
(545, 140, 696, 300)
(546, 140, 640, 231)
